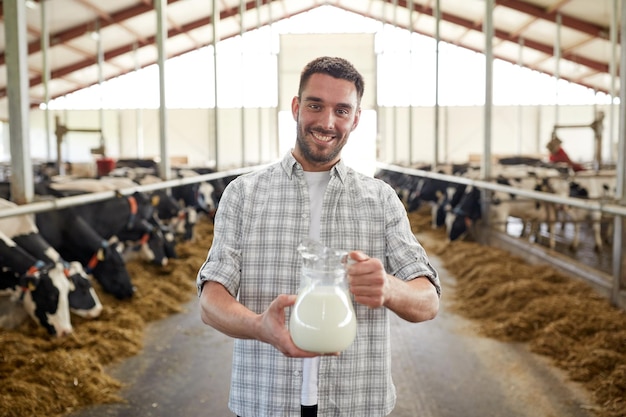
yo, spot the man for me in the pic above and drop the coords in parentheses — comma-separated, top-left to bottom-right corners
(546, 135, 585, 172)
(197, 56, 441, 417)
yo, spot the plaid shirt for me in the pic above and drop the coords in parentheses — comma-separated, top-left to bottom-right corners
(197, 152, 440, 417)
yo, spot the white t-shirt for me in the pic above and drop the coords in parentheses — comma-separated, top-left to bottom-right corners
(301, 170, 331, 406)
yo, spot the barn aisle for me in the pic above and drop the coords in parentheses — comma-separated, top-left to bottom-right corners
(63, 238, 594, 417)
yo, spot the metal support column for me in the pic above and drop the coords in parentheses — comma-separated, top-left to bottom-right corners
(41, 0, 52, 161)
(434, 0, 441, 168)
(156, 0, 170, 179)
(212, 0, 220, 169)
(609, 0, 618, 165)
(554, 13, 562, 125)
(611, 0, 626, 307)
(4, 0, 34, 204)
(482, 0, 494, 180)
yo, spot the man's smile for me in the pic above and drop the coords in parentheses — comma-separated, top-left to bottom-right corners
(311, 131, 335, 143)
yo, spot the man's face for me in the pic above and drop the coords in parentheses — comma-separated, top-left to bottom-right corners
(291, 73, 361, 171)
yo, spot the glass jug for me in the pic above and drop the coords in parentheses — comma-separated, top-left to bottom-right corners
(289, 238, 357, 353)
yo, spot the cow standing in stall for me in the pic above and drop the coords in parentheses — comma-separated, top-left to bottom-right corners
(546, 172, 616, 251)
(38, 178, 173, 266)
(0, 230, 73, 336)
(442, 167, 560, 246)
(36, 204, 135, 300)
(0, 198, 103, 318)
(135, 174, 193, 244)
(446, 185, 483, 241)
(488, 175, 559, 248)
(170, 169, 217, 239)
(72, 192, 171, 267)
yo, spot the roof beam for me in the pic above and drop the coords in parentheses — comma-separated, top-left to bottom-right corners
(4, 0, 305, 104)
(0, 0, 613, 104)
(393, 0, 610, 72)
(0, 0, 186, 66)
(495, 0, 609, 39)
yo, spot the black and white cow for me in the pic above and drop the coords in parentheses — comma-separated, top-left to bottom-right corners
(138, 173, 199, 242)
(434, 183, 467, 229)
(170, 169, 218, 240)
(173, 169, 217, 214)
(74, 192, 171, 266)
(551, 172, 616, 251)
(446, 186, 483, 241)
(38, 179, 171, 266)
(444, 173, 558, 246)
(406, 176, 452, 213)
(488, 175, 559, 248)
(0, 231, 73, 336)
(0, 202, 103, 319)
(36, 204, 135, 300)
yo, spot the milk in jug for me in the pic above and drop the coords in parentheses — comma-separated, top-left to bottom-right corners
(289, 239, 357, 353)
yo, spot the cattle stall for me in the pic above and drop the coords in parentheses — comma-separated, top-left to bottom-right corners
(376, 162, 626, 310)
(0, 165, 258, 331)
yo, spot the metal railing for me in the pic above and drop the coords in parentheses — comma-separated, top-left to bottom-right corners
(0, 165, 265, 219)
(376, 162, 626, 309)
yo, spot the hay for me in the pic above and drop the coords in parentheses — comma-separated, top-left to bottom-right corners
(2, 204, 626, 417)
(409, 207, 626, 417)
(0, 218, 213, 417)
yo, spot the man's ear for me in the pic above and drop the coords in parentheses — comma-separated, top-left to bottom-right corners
(351, 108, 362, 132)
(291, 96, 300, 121)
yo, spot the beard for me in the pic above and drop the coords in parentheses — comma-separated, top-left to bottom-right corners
(295, 123, 345, 166)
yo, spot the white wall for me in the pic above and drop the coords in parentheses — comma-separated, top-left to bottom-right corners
(378, 103, 616, 167)
(9, 101, 616, 177)
(21, 106, 278, 171)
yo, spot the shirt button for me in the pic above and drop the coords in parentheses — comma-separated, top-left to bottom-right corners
(302, 213, 308, 219)
(293, 370, 301, 377)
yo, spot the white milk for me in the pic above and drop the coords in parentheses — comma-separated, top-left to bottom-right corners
(289, 286, 357, 353)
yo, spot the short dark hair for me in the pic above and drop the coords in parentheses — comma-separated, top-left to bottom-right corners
(298, 57, 365, 105)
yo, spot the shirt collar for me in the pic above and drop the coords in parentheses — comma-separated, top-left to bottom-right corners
(281, 150, 348, 183)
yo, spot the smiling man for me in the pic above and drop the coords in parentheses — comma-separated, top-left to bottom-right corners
(197, 56, 441, 417)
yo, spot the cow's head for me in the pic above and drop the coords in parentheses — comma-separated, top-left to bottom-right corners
(87, 241, 135, 300)
(160, 223, 178, 259)
(196, 182, 216, 214)
(569, 181, 589, 199)
(151, 190, 181, 221)
(20, 262, 74, 337)
(118, 220, 170, 267)
(448, 187, 482, 241)
(65, 261, 103, 318)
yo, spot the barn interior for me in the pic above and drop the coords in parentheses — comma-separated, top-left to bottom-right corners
(1, 1, 626, 417)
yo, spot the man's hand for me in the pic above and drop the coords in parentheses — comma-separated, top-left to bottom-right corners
(259, 294, 328, 358)
(346, 251, 389, 308)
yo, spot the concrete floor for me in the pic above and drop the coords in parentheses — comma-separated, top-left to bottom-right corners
(64, 249, 595, 417)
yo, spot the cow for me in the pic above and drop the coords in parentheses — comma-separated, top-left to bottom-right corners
(550, 173, 617, 251)
(169, 169, 219, 239)
(92, 193, 171, 266)
(446, 185, 483, 241)
(37, 179, 171, 266)
(36, 204, 135, 300)
(97, 171, 185, 250)
(487, 175, 558, 248)
(139, 173, 198, 242)
(0, 198, 103, 318)
(173, 169, 217, 216)
(0, 231, 73, 336)
(443, 173, 557, 246)
(434, 183, 467, 229)
(406, 176, 451, 213)
(70, 192, 171, 266)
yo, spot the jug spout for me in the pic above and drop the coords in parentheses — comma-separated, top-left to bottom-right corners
(297, 238, 348, 270)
